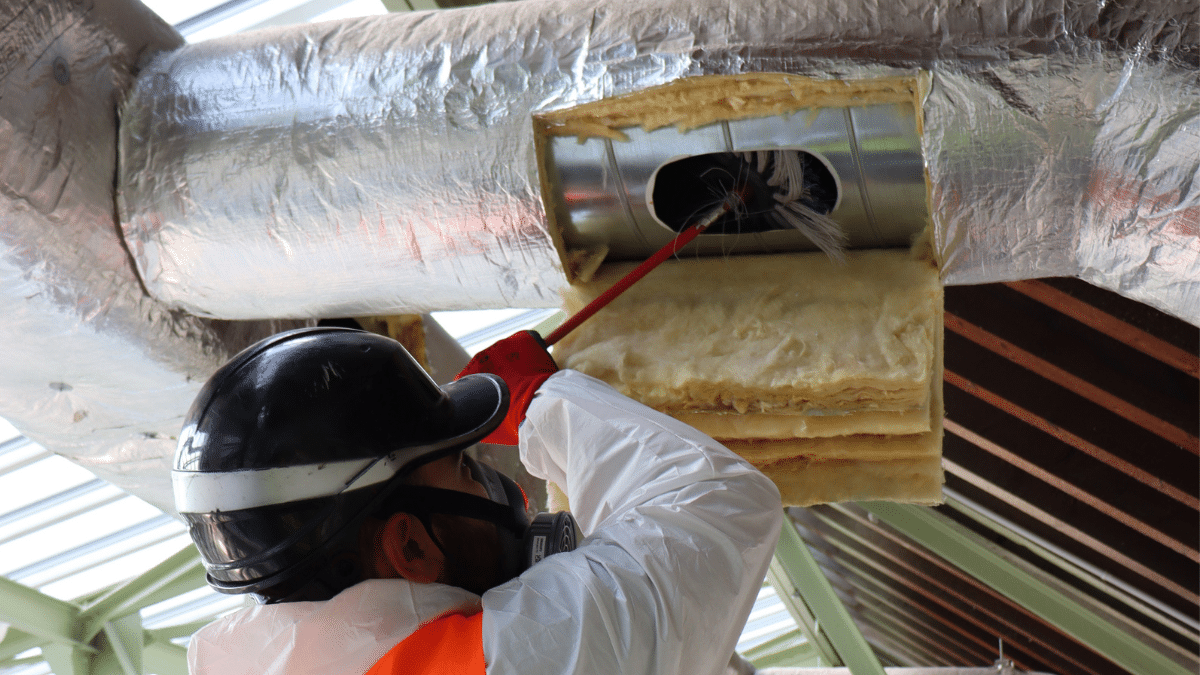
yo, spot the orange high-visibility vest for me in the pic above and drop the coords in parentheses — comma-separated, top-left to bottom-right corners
(365, 612, 486, 675)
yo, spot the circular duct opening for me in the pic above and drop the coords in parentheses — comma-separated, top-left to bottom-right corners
(647, 149, 840, 234)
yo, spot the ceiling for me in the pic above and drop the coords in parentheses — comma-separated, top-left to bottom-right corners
(781, 277, 1198, 674)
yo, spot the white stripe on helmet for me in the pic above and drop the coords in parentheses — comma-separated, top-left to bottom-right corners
(172, 450, 424, 513)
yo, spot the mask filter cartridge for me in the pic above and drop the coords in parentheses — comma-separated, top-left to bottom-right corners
(525, 511, 579, 564)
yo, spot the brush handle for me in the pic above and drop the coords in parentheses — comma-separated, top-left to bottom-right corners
(544, 201, 731, 347)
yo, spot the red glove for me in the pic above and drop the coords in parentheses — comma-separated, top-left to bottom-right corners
(456, 330, 558, 445)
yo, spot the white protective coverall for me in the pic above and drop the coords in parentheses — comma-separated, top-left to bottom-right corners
(187, 370, 783, 675)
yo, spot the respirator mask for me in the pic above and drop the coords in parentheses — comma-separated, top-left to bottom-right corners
(384, 454, 579, 589)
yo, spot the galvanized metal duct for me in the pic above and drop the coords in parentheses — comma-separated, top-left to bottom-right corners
(0, 0, 306, 511)
(119, 0, 1198, 325)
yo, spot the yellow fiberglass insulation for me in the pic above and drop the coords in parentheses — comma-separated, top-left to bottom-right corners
(552, 247, 944, 506)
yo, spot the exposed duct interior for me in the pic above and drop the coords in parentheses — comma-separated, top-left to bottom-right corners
(533, 73, 929, 277)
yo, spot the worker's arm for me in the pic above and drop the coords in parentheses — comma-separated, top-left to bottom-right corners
(481, 369, 783, 675)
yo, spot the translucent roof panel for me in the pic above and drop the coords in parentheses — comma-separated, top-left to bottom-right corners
(0, 434, 186, 602)
(139, 0, 388, 42)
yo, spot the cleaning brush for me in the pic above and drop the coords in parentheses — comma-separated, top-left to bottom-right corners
(546, 148, 849, 346)
(744, 149, 847, 263)
(650, 149, 848, 263)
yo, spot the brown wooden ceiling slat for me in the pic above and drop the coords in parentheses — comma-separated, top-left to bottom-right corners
(807, 506, 1116, 675)
(860, 625, 936, 668)
(945, 331, 1198, 494)
(935, 498, 1200, 669)
(946, 285, 1198, 434)
(942, 386, 1200, 611)
(859, 611, 955, 668)
(948, 428, 1197, 581)
(805, 519, 999, 664)
(1006, 280, 1200, 377)
(834, 561, 999, 667)
(864, 568, 1033, 668)
(814, 534, 1030, 669)
(945, 368, 1199, 509)
(942, 457, 1200, 605)
(943, 350, 1199, 562)
(940, 454, 1195, 607)
(853, 582, 986, 664)
(945, 311, 1199, 453)
(1041, 278, 1200, 354)
(946, 418, 1199, 562)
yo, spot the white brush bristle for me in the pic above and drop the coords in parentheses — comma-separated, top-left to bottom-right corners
(750, 150, 847, 264)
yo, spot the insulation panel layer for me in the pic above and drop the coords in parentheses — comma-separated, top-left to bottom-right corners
(554, 248, 944, 505)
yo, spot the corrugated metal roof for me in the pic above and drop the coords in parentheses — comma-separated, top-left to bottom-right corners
(0, 428, 248, 675)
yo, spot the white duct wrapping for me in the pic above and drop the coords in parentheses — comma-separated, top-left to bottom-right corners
(119, 0, 1199, 324)
(0, 0, 306, 511)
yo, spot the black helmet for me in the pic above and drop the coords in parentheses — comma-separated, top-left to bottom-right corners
(172, 327, 509, 602)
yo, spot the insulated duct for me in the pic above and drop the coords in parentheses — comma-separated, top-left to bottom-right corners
(118, 0, 1198, 324)
(0, 0, 307, 511)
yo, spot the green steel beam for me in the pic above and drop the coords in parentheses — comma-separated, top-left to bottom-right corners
(943, 488, 1200, 646)
(43, 642, 90, 675)
(0, 545, 214, 675)
(0, 575, 92, 650)
(122, 563, 211, 616)
(143, 636, 189, 675)
(531, 311, 567, 340)
(862, 502, 1193, 675)
(101, 615, 143, 675)
(764, 557, 841, 666)
(79, 545, 203, 642)
(773, 514, 886, 675)
(0, 627, 46, 661)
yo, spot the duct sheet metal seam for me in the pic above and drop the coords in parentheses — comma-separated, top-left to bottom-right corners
(119, 0, 1198, 324)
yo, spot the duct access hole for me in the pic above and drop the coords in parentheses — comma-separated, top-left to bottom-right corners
(648, 149, 839, 235)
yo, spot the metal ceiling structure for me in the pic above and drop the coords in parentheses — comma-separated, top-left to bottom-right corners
(782, 279, 1199, 675)
(1, 0, 1196, 674)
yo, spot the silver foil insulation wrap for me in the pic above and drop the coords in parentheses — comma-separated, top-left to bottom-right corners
(119, 0, 1198, 324)
(924, 27, 1199, 324)
(0, 0, 306, 511)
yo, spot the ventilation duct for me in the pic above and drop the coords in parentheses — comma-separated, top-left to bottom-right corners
(3, 0, 1196, 510)
(118, 0, 1198, 324)
(0, 0, 307, 511)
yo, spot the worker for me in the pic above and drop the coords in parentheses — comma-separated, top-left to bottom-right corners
(172, 326, 782, 675)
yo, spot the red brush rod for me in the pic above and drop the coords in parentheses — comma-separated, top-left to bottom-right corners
(544, 199, 733, 347)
